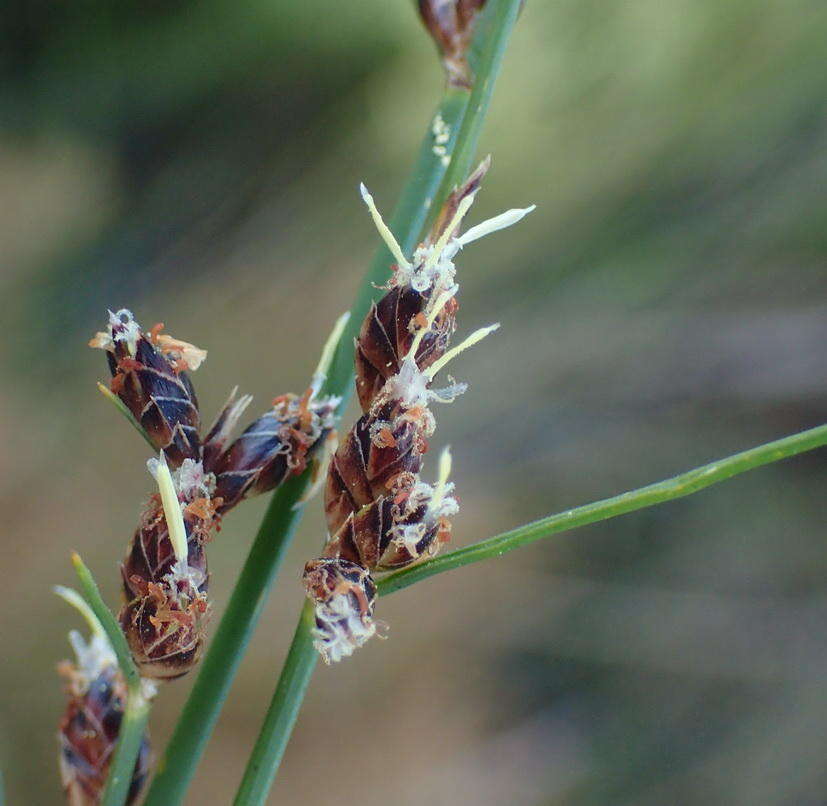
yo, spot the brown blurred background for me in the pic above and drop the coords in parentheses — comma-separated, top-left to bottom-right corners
(2, 0, 827, 803)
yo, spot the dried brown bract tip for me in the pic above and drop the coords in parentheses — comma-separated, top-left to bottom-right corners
(418, 0, 487, 88)
(90, 309, 204, 467)
(428, 154, 490, 246)
(55, 588, 152, 806)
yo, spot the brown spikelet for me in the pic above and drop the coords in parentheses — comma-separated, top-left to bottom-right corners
(353, 158, 489, 413)
(206, 392, 338, 514)
(305, 161, 532, 662)
(58, 646, 150, 805)
(90, 309, 203, 467)
(119, 466, 213, 680)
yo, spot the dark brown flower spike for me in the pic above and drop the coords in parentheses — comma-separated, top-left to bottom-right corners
(304, 163, 534, 663)
(119, 455, 212, 680)
(55, 586, 153, 806)
(90, 309, 205, 468)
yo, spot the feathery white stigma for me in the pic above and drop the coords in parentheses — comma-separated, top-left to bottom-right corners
(426, 323, 500, 379)
(421, 193, 477, 275)
(457, 205, 536, 247)
(360, 183, 411, 271)
(148, 451, 189, 567)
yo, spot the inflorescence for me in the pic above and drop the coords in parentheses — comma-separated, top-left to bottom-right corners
(303, 158, 534, 662)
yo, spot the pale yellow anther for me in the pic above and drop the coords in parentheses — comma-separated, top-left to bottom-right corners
(429, 446, 453, 513)
(151, 451, 188, 566)
(54, 585, 106, 640)
(426, 323, 500, 380)
(360, 183, 411, 270)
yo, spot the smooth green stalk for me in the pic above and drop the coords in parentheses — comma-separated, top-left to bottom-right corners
(232, 602, 317, 806)
(145, 51, 473, 806)
(71, 553, 141, 690)
(233, 2, 525, 803)
(236, 422, 827, 805)
(71, 554, 148, 806)
(426, 0, 524, 228)
(101, 694, 151, 806)
(378, 422, 827, 595)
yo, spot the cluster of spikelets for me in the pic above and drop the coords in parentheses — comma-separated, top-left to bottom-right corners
(303, 158, 534, 662)
(53, 161, 532, 804)
(88, 310, 345, 680)
(53, 307, 346, 804)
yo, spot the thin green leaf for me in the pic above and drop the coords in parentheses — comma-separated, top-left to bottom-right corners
(71, 553, 140, 690)
(377, 422, 827, 595)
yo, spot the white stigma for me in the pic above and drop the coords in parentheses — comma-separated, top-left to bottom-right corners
(359, 183, 411, 271)
(55, 586, 117, 682)
(457, 205, 536, 247)
(426, 323, 500, 380)
(421, 193, 477, 275)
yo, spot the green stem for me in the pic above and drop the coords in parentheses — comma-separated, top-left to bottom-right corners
(236, 421, 827, 805)
(72, 553, 141, 690)
(71, 554, 148, 806)
(426, 0, 524, 225)
(232, 602, 317, 806)
(233, 2, 524, 803)
(144, 471, 310, 805)
(145, 58, 473, 806)
(101, 693, 151, 806)
(378, 422, 827, 595)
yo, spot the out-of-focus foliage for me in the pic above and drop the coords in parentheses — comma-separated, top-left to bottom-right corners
(1, 0, 826, 803)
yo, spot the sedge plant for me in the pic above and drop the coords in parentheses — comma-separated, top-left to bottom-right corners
(51, 1, 827, 805)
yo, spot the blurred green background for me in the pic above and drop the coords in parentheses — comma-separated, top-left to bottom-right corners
(2, 0, 827, 803)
